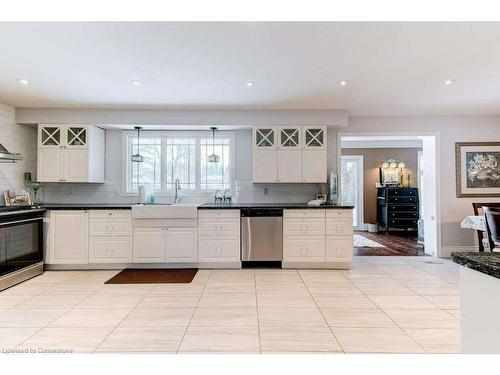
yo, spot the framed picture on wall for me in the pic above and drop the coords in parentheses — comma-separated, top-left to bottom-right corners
(456, 142, 500, 197)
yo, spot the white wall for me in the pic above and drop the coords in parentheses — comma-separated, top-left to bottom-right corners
(0, 102, 37, 200)
(343, 115, 500, 256)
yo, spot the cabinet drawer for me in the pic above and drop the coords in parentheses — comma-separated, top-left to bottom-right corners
(283, 236, 325, 262)
(388, 196, 418, 204)
(89, 218, 132, 236)
(284, 209, 325, 218)
(198, 209, 240, 219)
(89, 210, 132, 219)
(326, 236, 353, 262)
(89, 237, 132, 263)
(198, 236, 240, 262)
(283, 218, 325, 236)
(388, 188, 418, 197)
(198, 218, 240, 236)
(325, 218, 353, 236)
(388, 219, 418, 227)
(388, 211, 419, 219)
(388, 204, 418, 211)
(325, 209, 353, 219)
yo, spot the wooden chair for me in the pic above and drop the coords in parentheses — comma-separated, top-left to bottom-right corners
(484, 207, 500, 251)
(472, 203, 500, 251)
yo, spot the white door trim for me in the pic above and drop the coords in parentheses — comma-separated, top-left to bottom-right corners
(337, 131, 441, 258)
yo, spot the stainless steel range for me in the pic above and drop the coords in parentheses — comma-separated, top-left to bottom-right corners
(0, 207, 45, 291)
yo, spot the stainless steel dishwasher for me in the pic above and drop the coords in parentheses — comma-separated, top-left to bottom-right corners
(241, 208, 283, 266)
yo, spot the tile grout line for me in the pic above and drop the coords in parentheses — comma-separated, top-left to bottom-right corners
(297, 269, 345, 354)
(175, 269, 212, 354)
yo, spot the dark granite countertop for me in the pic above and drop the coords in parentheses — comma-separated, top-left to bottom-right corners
(41, 203, 133, 210)
(452, 252, 500, 279)
(198, 203, 354, 209)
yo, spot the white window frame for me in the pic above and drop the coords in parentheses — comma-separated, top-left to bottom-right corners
(122, 130, 235, 197)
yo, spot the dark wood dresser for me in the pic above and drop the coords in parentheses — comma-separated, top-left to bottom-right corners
(377, 187, 419, 232)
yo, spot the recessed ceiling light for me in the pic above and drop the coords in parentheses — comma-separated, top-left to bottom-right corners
(340, 80, 347, 86)
(130, 80, 142, 87)
(17, 79, 30, 85)
(444, 80, 454, 86)
(245, 81, 254, 87)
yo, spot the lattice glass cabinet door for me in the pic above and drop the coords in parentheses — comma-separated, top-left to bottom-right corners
(303, 127, 326, 149)
(39, 125, 62, 148)
(254, 127, 276, 148)
(66, 126, 88, 147)
(279, 127, 301, 149)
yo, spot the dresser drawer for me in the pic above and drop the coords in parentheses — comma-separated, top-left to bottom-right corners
(388, 196, 418, 204)
(89, 210, 132, 219)
(283, 236, 325, 262)
(198, 236, 240, 262)
(284, 209, 325, 218)
(325, 209, 353, 219)
(388, 188, 418, 197)
(325, 218, 353, 236)
(388, 204, 418, 211)
(89, 237, 132, 263)
(326, 236, 353, 262)
(198, 218, 240, 236)
(387, 219, 418, 227)
(198, 209, 240, 219)
(89, 218, 132, 236)
(283, 218, 325, 236)
(388, 211, 419, 219)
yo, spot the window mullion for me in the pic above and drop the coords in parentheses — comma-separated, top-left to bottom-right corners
(195, 138, 201, 191)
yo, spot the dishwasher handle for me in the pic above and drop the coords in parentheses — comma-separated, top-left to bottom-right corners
(240, 208, 283, 217)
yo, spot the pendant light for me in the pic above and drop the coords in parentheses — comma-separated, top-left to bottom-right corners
(208, 126, 220, 163)
(131, 126, 144, 163)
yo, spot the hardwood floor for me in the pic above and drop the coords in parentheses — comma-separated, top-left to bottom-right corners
(354, 231, 426, 256)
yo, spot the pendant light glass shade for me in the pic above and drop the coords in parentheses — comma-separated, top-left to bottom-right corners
(131, 126, 144, 163)
(208, 127, 220, 163)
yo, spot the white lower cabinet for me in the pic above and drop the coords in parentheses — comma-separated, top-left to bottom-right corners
(197, 209, 240, 265)
(166, 227, 197, 262)
(89, 237, 133, 263)
(326, 236, 353, 263)
(283, 208, 353, 268)
(283, 236, 325, 262)
(133, 227, 165, 263)
(198, 237, 240, 262)
(48, 210, 89, 264)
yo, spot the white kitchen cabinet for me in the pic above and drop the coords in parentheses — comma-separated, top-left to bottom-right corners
(283, 236, 325, 262)
(252, 126, 327, 183)
(89, 237, 133, 263)
(37, 124, 105, 183)
(253, 149, 278, 183)
(38, 149, 64, 182)
(48, 211, 89, 264)
(326, 236, 353, 263)
(133, 227, 165, 263)
(302, 150, 327, 183)
(198, 209, 240, 265)
(166, 227, 197, 262)
(198, 237, 240, 262)
(278, 150, 303, 182)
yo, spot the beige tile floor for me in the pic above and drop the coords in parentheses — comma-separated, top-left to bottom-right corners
(0, 256, 461, 354)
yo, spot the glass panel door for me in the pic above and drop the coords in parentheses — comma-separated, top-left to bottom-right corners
(67, 126, 88, 147)
(40, 126, 61, 147)
(304, 127, 325, 148)
(280, 128, 300, 148)
(341, 155, 364, 229)
(255, 128, 275, 148)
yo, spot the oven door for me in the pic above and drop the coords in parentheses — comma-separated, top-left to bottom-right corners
(0, 216, 43, 277)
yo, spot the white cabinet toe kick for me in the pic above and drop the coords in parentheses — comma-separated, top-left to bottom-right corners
(45, 207, 353, 270)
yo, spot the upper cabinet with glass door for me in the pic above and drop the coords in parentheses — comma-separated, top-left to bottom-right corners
(39, 125, 63, 148)
(303, 126, 327, 150)
(66, 126, 88, 148)
(278, 127, 302, 149)
(253, 127, 277, 149)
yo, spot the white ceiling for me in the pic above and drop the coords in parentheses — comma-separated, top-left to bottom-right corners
(2, 22, 500, 115)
